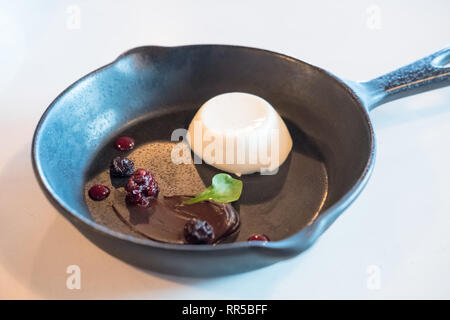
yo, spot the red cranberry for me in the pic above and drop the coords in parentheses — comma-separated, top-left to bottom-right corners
(248, 234, 270, 242)
(184, 219, 215, 244)
(88, 185, 110, 201)
(125, 169, 159, 207)
(115, 136, 135, 151)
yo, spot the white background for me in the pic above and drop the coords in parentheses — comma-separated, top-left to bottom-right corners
(1, 0, 450, 299)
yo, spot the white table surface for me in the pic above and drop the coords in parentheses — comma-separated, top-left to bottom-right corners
(1, 0, 450, 299)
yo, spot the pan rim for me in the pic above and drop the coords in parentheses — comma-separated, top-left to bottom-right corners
(31, 44, 375, 252)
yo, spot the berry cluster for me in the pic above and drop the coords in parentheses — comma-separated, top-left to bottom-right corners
(125, 169, 159, 207)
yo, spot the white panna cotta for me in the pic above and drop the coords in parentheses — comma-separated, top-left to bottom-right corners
(187, 92, 293, 175)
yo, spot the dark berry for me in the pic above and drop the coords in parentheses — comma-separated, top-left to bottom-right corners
(115, 136, 135, 151)
(184, 219, 215, 244)
(88, 185, 110, 201)
(125, 169, 159, 207)
(110, 156, 134, 177)
(126, 192, 150, 207)
(247, 234, 270, 242)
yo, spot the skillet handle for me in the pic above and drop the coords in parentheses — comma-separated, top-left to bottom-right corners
(359, 46, 450, 110)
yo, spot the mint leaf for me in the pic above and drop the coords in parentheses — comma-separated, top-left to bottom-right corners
(184, 173, 243, 205)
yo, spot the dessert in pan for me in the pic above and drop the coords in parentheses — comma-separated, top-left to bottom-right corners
(85, 92, 294, 245)
(34, 45, 449, 275)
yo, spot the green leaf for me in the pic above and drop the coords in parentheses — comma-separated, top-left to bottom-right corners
(183, 173, 243, 205)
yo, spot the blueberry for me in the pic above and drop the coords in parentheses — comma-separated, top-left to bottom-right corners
(110, 156, 135, 177)
(184, 219, 215, 244)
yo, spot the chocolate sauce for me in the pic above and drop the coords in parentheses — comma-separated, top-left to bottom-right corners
(113, 195, 239, 244)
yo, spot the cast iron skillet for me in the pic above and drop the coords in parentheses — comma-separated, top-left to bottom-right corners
(32, 45, 450, 277)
